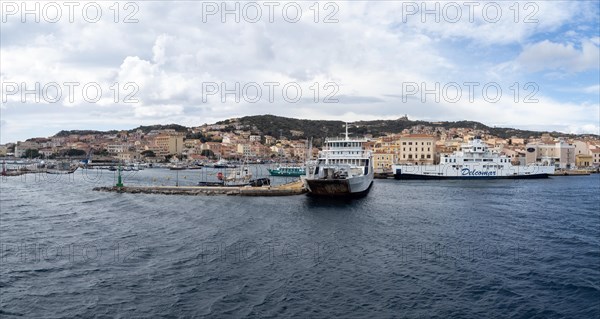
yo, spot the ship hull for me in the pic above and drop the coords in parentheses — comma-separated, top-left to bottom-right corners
(46, 168, 78, 174)
(394, 173, 549, 180)
(268, 169, 305, 177)
(303, 174, 373, 197)
(392, 164, 555, 180)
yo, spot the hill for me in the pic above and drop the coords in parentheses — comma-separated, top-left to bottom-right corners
(51, 115, 596, 142)
(235, 115, 589, 140)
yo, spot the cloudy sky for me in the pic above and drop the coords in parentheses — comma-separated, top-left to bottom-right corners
(1, 1, 599, 143)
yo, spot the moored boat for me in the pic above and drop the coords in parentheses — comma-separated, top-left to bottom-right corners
(168, 164, 186, 170)
(302, 124, 374, 196)
(393, 136, 555, 179)
(198, 165, 270, 187)
(268, 166, 306, 177)
(46, 161, 78, 174)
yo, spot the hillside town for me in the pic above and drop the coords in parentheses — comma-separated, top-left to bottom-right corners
(2, 117, 599, 172)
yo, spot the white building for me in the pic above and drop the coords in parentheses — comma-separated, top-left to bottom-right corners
(592, 149, 600, 167)
(525, 139, 576, 169)
(107, 144, 129, 154)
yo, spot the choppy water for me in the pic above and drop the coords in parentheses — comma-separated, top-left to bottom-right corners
(1, 168, 599, 318)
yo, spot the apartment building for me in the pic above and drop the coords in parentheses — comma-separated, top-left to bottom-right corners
(525, 139, 576, 168)
(397, 134, 436, 165)
(152, 133, 184, 157)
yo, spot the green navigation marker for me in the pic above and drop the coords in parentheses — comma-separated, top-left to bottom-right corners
(116, 163, 124, 187)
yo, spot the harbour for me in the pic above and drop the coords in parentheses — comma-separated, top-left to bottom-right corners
(3, 0, 599, 316)
(1, 170, 598, 318)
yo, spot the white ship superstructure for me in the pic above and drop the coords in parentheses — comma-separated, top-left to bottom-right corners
(393, 137, 555, 179)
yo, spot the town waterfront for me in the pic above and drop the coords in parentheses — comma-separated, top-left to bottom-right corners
(1, 170, 598, 318)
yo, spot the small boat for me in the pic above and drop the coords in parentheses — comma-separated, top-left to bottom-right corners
(268, 166, 306, 177)
(198, 165, 269, 187)
(46, 161, 78, 174)
(197, 178, 270, 187)
(168, 164, 187, 170)
(210, 159, 236, 168)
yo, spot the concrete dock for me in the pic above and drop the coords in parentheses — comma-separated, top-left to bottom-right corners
(93, 180, 307, 196)
(551, 170, 592, 176)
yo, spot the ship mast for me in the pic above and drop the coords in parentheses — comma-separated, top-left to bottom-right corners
(345, 122, 349, 141)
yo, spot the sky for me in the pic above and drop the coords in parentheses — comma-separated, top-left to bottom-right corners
(1, 0, 599, 143)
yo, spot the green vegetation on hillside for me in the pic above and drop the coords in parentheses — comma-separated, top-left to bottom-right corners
(51, 115, 595, 142)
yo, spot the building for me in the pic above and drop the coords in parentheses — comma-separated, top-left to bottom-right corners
(373, 135, 400, 163)
(184, 139, 202, 149)
(264, 135, 276, 145)
(591, 149, 600, 167)
(249, 135, 262, 142)
(14, 141, 40, 158)
(290, 130, 304, 137)
(373, 151, 394, 172)
(199, 142, 223, 157)
(152, 133, 184, 157)
(509, 137, 525, 145)
(575, 154, 593, 168)
(572, 140, 590, 156)
(397, 134, 436, 165)
(116, 151, 141, 162)
(39, 148, 55, 158)
(220, 144, 238, 159)
(236, 143, 253, 158)
(107, 144, 129, 154)
(525, 139, 575, 169)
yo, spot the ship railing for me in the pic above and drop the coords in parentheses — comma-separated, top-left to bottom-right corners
(325, 137, 369, 143)
(318, 150, 372, 157)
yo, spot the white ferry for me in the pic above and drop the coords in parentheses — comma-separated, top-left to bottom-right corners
(302, 125, 374, 196)
(393, 137, 554, 179)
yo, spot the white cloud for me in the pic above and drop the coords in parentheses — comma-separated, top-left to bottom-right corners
(515, 39, 600, 73)
(0, 1, 598, 143)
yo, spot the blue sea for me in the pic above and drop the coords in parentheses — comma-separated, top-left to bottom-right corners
(1, 168, 599, 318)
